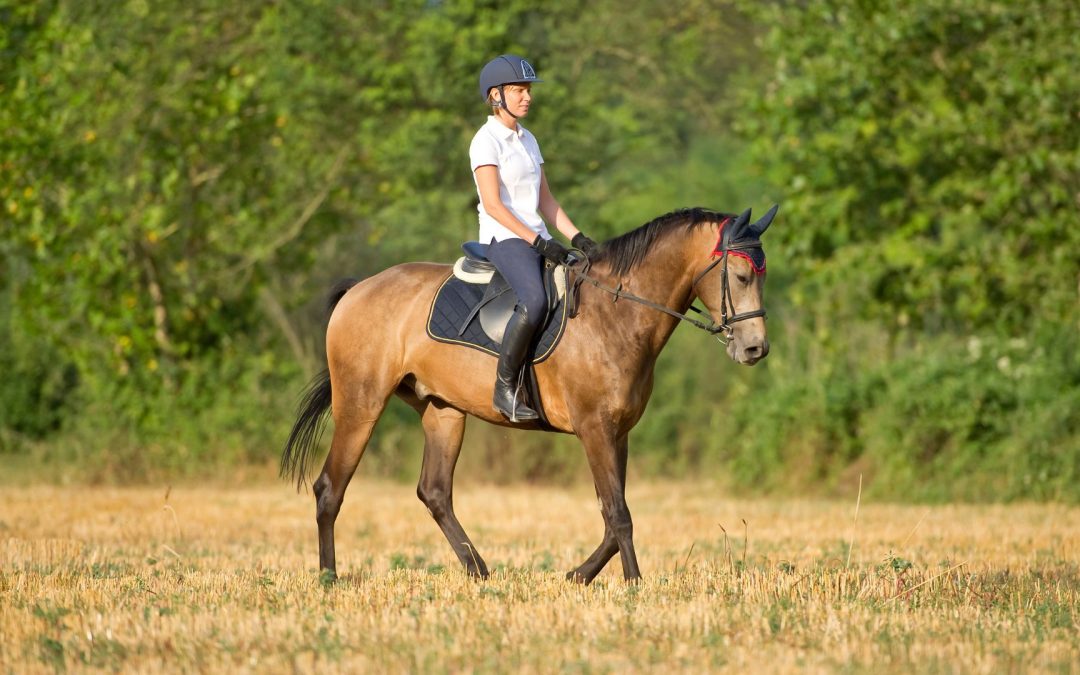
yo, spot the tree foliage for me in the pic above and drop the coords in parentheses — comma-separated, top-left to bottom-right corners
(1, 0, 1076, 499)
(728, 0, 1079, 499)
(0, 0, 754, 467)
(740, 0, 1080, 334)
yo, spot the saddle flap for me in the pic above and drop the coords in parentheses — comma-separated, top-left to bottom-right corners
(477, 276, 516, 343)
(456, 272, 514, 340)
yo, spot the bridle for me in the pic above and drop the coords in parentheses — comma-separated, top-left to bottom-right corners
(691, 234, 767, 338)
(571, 225, 766, 343)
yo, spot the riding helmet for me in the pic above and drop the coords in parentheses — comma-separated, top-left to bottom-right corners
(478, 55, 542, 102)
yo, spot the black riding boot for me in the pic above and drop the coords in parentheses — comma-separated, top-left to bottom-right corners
(493, 306, 539, 422)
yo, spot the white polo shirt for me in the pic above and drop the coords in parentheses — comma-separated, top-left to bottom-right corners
(469, 116, 550, 243)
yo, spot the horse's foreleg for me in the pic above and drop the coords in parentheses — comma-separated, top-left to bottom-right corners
(415, 400, 489, 578)
(570, 430, 639, 584)
(314, 402, 385, 579)
(567, 522, 619, 584)
(567, 448, 625, 583)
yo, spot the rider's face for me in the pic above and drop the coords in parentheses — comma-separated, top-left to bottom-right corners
(495, 84, 532, 118)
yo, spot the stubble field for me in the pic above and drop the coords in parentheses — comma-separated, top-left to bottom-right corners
(1, 480, 1077, 673)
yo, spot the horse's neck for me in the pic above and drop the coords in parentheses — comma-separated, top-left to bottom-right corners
(596, 233, 703, 357)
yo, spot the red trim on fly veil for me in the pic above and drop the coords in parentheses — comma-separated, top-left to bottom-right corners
(710, 217, 767, 274)
(728, 250, 766, 274)
(710, 218, 732, 257)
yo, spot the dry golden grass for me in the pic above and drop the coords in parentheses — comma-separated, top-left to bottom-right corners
(1, 480, 1077, 673)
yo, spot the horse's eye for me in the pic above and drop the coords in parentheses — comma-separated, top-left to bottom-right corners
(736, 273, 751, 285)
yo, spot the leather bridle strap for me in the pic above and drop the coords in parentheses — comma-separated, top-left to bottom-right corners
(569, 237, 766, 341)
(698, 239, 767, 331)
(571, 260, 728, 336)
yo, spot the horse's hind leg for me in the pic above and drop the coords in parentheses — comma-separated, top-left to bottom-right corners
(414, 400, 489, 578)
(314, 386, 391, 579)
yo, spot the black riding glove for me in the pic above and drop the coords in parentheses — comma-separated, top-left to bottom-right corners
(571, 233, 600, 259)
(531, 235, 571, 265)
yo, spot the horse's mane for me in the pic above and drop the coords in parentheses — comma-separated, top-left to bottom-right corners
(595, 207, 734, 277)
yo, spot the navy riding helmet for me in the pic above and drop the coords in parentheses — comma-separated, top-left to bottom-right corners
(478, 55, 542, 103)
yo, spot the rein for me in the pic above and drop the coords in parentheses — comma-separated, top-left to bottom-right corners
(570, 237, 766, 343)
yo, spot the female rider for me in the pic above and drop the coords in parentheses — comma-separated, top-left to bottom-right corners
(470, 55, 599, 422)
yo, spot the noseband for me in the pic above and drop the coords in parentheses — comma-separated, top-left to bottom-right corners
(571, 226, 767, 343)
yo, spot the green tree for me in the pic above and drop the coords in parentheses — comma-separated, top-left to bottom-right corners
(1, 0, 761, 473)
(727, 0, 1080, 500)
(740, 0, 1080, 335)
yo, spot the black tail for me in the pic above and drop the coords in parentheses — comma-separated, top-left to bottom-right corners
(327, 278, 360, 316)
(281, 369, 333, 490)
(281, 278, 360, 489)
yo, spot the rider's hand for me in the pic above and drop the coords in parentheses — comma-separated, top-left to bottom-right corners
(571, 233, 600, 259)
(531, 235, 571, 265)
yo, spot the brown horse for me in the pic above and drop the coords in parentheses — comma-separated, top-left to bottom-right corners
(281, 205, 776, 583)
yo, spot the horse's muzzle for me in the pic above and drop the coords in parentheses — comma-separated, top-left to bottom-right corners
(729, 336, 770, 365)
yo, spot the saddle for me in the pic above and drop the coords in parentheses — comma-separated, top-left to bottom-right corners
(426, 243, 578, 427)
(426, 242, 573, 363)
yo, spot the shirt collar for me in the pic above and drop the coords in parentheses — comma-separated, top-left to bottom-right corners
(485, 115, 524, 139)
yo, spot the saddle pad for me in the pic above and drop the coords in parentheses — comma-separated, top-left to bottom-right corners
(426, 274, 569, 363)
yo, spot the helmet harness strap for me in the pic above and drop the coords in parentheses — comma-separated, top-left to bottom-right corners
(495, 85, 519, 119)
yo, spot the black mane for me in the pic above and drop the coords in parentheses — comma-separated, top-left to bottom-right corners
(595, 207, 734, 277)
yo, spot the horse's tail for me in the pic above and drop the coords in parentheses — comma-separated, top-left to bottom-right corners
(281, 369, 333, 490)
(280, 278, 360, 490)
(326, 278, 360, 316)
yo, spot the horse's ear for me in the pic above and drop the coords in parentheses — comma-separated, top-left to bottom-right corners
(723, 208, 752, 248)
(750, 204, 779, 238)
(734, 207, 752, 230)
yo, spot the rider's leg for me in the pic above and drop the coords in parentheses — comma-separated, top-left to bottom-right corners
(485, 237, 547, 422)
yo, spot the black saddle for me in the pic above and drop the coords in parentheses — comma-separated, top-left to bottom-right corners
(426, 242, 571, 362)
(458, 242, 563, 343)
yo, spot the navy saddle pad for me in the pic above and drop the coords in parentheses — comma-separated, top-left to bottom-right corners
(426, 274, 570, 363)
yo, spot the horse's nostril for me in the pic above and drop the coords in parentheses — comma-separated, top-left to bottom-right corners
(744, 345, 762, 359)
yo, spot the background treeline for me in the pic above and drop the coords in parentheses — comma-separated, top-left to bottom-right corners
(1, 0, 1077, 500)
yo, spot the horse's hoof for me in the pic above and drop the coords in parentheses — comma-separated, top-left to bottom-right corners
(566, 569, 590, 585)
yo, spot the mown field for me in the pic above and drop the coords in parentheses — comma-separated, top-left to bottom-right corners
(1, 480, 1077, 673)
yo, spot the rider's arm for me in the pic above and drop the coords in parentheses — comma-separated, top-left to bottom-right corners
(538, 168, 580, 241)
(474, 164, 544, 242)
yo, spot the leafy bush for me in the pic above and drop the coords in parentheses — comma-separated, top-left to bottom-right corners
(2, 0, 1076, 500)
(863, 330, 1079, 501)
(0, 327, 77, 449)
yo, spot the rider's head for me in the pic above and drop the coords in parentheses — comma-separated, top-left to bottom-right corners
(478, 55, 542, 119)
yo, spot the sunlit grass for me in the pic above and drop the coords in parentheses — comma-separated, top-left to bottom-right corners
(1, 481, 1077, 672)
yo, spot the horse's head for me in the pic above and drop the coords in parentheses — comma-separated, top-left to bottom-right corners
(693, 205, 777, 365)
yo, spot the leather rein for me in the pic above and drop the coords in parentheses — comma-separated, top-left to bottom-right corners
(570, 237, 766, 343)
